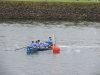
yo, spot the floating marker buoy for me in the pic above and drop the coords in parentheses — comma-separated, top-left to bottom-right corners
(53, 46, 60, 53)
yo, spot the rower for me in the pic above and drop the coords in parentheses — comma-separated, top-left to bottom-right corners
(37, 40, 43, 49)
(44, 41, 49, 49)
(34, 41, 38, 48)
(29, 41, 36, 48)
(47, 37, 53, 47)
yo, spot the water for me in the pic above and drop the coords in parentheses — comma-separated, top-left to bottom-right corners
(0, 19, 100, 75)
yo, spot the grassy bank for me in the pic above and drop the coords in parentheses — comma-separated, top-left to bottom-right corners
(2, 0, 100, 2)
(0, 1, 100, 20)
(0, 1, 100, 10)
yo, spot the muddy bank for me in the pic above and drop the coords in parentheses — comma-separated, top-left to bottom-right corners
(0, 1, 100, 20)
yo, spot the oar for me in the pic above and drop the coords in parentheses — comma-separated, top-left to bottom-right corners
(15, 47, 26, 51)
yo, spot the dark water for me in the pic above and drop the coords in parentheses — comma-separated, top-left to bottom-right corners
(0, 19, 100, 75)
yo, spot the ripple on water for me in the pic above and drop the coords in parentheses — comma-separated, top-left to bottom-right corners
(0, 20, 100, 75)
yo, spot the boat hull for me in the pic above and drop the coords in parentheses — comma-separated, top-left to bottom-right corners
(27, 47, 51, 53)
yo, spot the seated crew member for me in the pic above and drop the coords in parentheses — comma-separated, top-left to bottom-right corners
(41, 43, 45, 49)
(47, 37, 53, 47)
(29, 41, 36, 48)
(34, 41, 38, 48)
(44, 41, 49, 49)
(37, 40, 43, 49)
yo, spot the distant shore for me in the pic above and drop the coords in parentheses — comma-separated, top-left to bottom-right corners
(0, 1, 100, 20)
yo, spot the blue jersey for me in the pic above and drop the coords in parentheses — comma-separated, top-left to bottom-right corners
(44, 43, 49, 48)
(48, 39, 52, 45)
(33, 43, 37, 48)
(29, 43, 36, 48)
(38, 42, 43, 49)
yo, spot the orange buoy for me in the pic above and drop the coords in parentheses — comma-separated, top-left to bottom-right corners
(53, 46, 60, 53)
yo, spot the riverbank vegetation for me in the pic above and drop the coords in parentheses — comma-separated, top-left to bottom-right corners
(0, 1, 100, 20)
(0, 1, 100, 11)
(1, 0, 100, 2)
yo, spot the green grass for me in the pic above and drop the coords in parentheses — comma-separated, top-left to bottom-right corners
(2, 0, 100, 2)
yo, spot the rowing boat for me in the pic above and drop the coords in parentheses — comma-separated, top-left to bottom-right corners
(27, 46, 52, 53)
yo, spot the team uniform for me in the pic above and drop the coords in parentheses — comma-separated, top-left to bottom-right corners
(29, 43, 36, 48)
(44, 43, 49, 48)
(47, 39, 52, 45)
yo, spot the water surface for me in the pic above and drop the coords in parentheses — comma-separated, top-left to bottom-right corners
(0, 19, 100, 75)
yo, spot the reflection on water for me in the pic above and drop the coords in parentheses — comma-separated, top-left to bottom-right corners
(0, 19, 100, 75)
